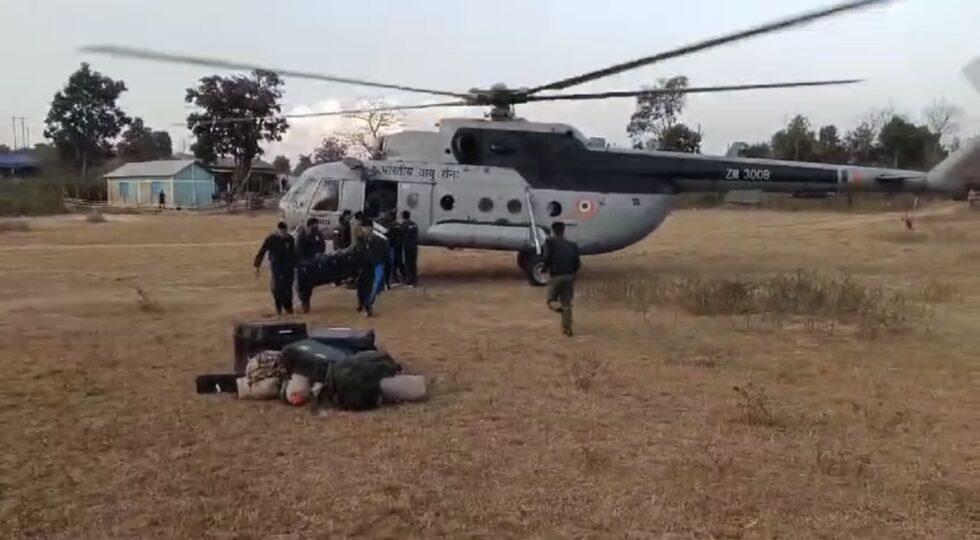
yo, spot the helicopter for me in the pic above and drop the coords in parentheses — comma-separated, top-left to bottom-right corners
(81, 0, 978, 286)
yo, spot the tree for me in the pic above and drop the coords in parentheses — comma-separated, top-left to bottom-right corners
(272, 155, 291, 173)
(342, 100, 405, 159)
(843, 107, 897, 166)
(923, 99, 962, 163)
(0, 145, 10, 153)
(152, 132, 173, 159)
(844, 121, 878, 166)
(627, 75, 689, 149)
(44, 62, 130, 181)
(771, 115, 817, 161)
(878, 115, 942, 170)
(949, 137, 962, 153)
(293, 154, 313, 176)
(923, 99, 962, 142)
(816, 125, 847, 164)
(185, 70, 289, 196)
(118, 117, 173, 161)
(657, 123, 702, 153)
(738, 143, 772, 158)
(313, 136, 350, 163)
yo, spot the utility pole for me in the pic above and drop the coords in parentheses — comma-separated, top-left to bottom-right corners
(10, 117, 28, 150)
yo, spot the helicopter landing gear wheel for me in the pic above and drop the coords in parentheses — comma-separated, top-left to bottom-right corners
(518, 250, 549, 287)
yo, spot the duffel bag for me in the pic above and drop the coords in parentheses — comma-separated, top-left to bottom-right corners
(324, 350, 403, 411)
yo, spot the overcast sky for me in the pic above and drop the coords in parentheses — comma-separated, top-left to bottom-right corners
(1, 0, 977, 159)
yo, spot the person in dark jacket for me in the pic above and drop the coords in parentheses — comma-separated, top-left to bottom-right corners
(335, 210, 353, 250)
(294, 217, 326, 313)
(543, 221, 581, 336)
(350, 211, 371, 249)
(253, 221, 297, 315)
(379, 210, 401, 289)
(158, 189, 166, 210)
(354, 215, 387, 317)
(399, 210, 419, 287)
(388, 210, 406, 286)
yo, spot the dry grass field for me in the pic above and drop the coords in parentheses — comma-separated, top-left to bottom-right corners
(0, 206, 977, 539)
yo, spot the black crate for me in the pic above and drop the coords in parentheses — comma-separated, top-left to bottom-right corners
(196, 373, 239, 394)
(282, 339, 350, 382)
(233, 320, 308, 373)
(307, 327, 376, 354)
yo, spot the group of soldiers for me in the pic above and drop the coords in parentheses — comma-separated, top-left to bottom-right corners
(253, 209, 581, 336)
(253, 209, 420, 318)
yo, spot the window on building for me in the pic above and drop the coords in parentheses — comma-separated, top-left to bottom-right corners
(311, 179, 340, 212)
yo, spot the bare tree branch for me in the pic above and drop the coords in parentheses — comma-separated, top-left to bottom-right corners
(923, 98, 963, 140)
(343, 99, 406, 159)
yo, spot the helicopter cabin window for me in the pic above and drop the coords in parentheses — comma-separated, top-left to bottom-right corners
(440, 194, 455, 211)
(547, 201, 563, 217)
(311, 179, 340, 212)
(478, 197, 494, 212)
(507, 199, 522, 214)
(406, 192, 420, 209)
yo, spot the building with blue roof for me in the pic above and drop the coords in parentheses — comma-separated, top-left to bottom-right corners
(103, 159, 216, 209)
(0, 152, 40, 177)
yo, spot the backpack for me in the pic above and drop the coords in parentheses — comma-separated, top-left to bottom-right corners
(324, 350, 402, 411)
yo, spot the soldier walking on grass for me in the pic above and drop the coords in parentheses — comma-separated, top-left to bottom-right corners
(543, 221, 581, 337)
(295, 217, 326, 313)
(253, 221, 297, 315)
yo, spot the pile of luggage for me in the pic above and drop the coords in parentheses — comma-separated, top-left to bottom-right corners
(195, 320, 427, 411)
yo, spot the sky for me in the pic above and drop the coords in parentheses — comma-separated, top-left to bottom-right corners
(1, 0, 978, 160)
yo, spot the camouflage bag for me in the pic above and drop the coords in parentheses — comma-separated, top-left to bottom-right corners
(245, 350, 287, 385)
(323, 350, 402, 411)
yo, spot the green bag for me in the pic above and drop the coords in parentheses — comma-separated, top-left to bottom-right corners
(324, 350, 402, 411)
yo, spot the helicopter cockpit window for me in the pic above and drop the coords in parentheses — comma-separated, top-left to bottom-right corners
(488, 140, 515, 155)
(311, 179, 340, 212)
(454, 133, 481, 164)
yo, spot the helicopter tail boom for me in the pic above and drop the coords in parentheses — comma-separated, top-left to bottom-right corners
(661, 139, 980, 197)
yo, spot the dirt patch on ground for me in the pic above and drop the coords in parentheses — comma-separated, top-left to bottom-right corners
(0, 208, 977, 538)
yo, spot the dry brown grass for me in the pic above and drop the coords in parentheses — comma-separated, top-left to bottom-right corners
(0, 208, 977, 538)
(581, 270, 919, 338)
(0, 218, 31, 232)
(85, 210, 107, 224)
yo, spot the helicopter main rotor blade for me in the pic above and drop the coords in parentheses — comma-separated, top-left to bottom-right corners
(525, 79, 864, 102)
(79, 45, 472, 100)
(526, 0, 892, 94)
(175, 100, 473, 127)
